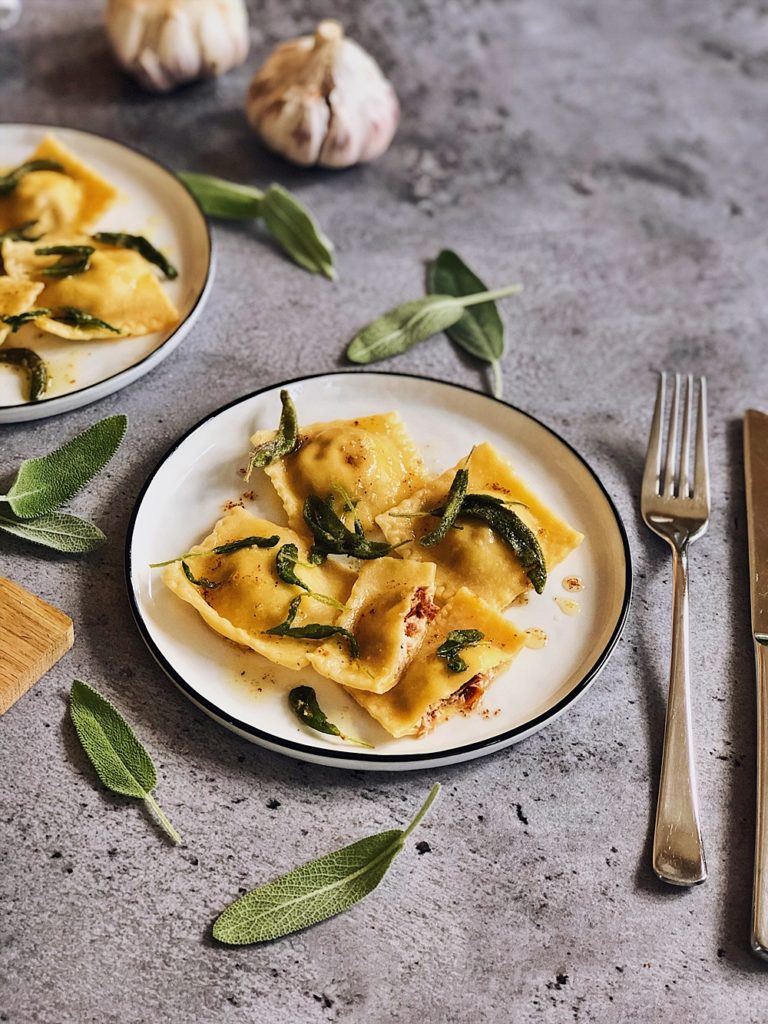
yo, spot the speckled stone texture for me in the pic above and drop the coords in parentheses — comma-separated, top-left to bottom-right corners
(2, 1, 768, 1021)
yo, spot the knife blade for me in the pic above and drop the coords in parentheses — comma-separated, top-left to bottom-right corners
(743, 409, 768, 959)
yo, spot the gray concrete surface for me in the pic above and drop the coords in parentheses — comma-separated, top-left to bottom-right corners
(2, 1, 768, 1020)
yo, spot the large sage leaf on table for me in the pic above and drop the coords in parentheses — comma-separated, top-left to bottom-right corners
(69, 680, 182, 844)
(427, 249, 520, 399)
(212, 783, 440, 944)
(0, 414, 127, 518)
(0, 512, 105, 553)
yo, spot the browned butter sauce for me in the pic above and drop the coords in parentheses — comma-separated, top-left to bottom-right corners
(555, 596, 581, 616)
(525, 628, 548, 649)
(562, 575, 584, 593)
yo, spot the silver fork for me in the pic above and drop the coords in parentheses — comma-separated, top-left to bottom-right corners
(641, 371, 710, 886)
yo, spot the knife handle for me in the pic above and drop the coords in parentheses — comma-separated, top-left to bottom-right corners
(752, 640, 768, 958)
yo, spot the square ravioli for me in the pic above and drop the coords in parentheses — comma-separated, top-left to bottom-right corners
(0, 276, 44, 344)
(163, 506, 356, 670)
(308, 557, 437, 693)
(376, 441, 584, 608)
(3, 238, 179, 339)
(0, 134, 118, 234)
(349, 587, 525, 738)
(250, 411, 424, 532)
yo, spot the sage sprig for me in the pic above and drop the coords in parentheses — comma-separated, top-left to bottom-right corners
(93, 232, 178, 279)
(1, 309, 51, 333)
(178, 171, 336, 280)
(50, 306, 121, 334)
(0, 414, 126, 553)
(436, 629, 485, 673)
(427, 250, 515, 399)
(150, 533, 279, 568)
(275, 543, 345, 610)
(35, 244, 94, 278)
(69, 680, 182, 845)
(288, 686, 372, 748)
(346, 286, 521, 366)
(182, 560, 220, 590)
(212, 784, 440, 944)
(246, 389, 299, 480)
(264, 595, 359, 658)
(0, 347, 48, 401)
(303, 494, 397, 562)
(0, 159, 65, 195)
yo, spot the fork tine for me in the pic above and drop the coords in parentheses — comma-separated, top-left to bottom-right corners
(693, 376, 709, 504)
(679, 374, 693, 497)
(663, 372, 681, 496)
(643, 372, 666, 496)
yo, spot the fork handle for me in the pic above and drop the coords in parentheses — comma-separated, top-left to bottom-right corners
(652, 544, 708, 886)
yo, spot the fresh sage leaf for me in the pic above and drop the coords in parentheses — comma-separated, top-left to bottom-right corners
(264, 595, 359, 658)
(436, 628, 485, 673)
(260, 184, 336, 281)
(0, 511, 106, 552)
(346, 286, 522, 365)
(149, 533, 279, 568)
(212, 783, 440, 944)
(0, 347, 48, 401)
(69, 680, 181, 844)
(289, 685, 373, 748)
(275, 543, 344, 610)
(0, 414, 127, 518)
(303, 494, 396, 562)
(35, 244, 94, 278)
(0, 159, 66, 196)
(182, 560, 220, 590)
(93, 232, 178, 279)
(177, 171, 264, 219)
(50, 306, 121, 334)
(427, 250, 521, 398)
(246, 389, 300, 480)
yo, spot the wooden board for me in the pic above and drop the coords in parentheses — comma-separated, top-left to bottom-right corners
(0, 576, 74, 715)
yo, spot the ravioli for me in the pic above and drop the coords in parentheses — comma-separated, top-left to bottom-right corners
(0, 277, 44, 344)
(163, 506, 356, 670)
(309, 557, 437, 693)
(0, 135, 118, 234)
(349, 587, 525, 737)
(251, 412, 424, 531)
(377, 442, 584, 608)
(2, 238, 179, 340)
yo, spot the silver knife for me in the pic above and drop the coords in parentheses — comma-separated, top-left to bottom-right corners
(744, 409, 768, 958)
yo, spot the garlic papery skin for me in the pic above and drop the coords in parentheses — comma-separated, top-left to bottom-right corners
(245, 20, 399, 169)
(105, 0, 250, 93)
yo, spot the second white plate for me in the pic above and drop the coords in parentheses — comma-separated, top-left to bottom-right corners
(126, 372, 632, 770)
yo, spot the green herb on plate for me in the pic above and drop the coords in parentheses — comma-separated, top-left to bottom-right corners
(69, 680, 182, 845)
(149, 533, 280, 568)
(181, 560, 220, 590)
(264, 595, 359, 658)
(346, 285, 521, 366)
(178, 171, 336, 280)
(49, 306, 121, 334)
(35, 244, 94, 278)
(427, 249, 518, 399)
(212, 783, 440, 944)
(436, 629, 485, 673)
(275, 543, 345, 609)
(93, 231, 178, 279)
(303, 494, 398, 562)
(0, 347, 49, 401)
(420, 448, 473, 548)
(245, 389, 299, 480)
(0, 159, 66, 196)
(458, 493, 546, 593)
(288, 685, 372, 748)
(0, 309, 51, 333)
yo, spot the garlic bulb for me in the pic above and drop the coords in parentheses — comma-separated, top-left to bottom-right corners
(105, 0, 250, 93)
(246, 20, 399, 169)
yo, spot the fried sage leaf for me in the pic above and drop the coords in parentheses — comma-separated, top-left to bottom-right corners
(69, 680, 181, 844)
(0, 511, 106, 552)
(303, 494, 395, 562)
(0, 347, 48, 401)
(260, 184, 336, 282)
(35, 244, 94, 278)
(246, 389, 299, 480)
(181, 560, 220, 590)
(50, 306, 121, 334)
(0, 414, 127, 518)
(275, 543, 344, 610)
(436, 628, 485, 673)
(93, 231, 178, 279)
(212, 784, 440, 945)
(264, 595, 359, 658)
(1, 308, 51, 333)
(289, 685, 373, 748)
(0, 159, 65, 196)
(150, 533, 279, 568)
(346, 286, 522, 365)
(459, 493, 546, 593)
(427, 250, 519, 399)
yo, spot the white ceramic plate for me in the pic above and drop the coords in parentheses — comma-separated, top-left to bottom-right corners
(126, 372, 632, 770)
(0, 124, 213, 422)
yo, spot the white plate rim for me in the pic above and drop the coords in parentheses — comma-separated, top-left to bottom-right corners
(0, 122, 214, 423)
(125, 371, 633, 770)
